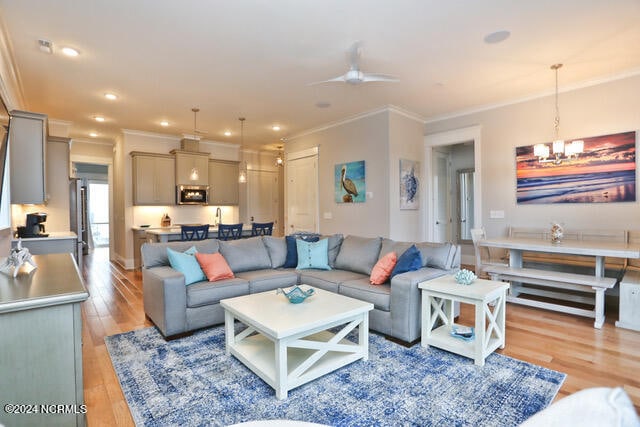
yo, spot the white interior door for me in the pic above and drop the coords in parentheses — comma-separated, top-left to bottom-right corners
(433, 150, 452, 242)
(246, 170, 278, 226)
(286, 154, 318, 233)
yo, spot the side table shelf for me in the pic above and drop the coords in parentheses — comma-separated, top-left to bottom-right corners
(419, 275, 509, 366)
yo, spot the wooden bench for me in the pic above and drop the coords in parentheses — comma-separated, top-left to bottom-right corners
(484, 264, 616, 329)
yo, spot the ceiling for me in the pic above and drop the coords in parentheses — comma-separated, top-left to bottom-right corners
(1, 0, 639, 150)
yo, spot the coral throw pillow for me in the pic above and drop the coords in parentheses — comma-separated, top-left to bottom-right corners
(195, 252, 235, 282)
(370, 252, 397, 285)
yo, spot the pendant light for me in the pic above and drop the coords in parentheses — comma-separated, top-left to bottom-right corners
(189, 108, 200, 181)
(275, 145, 284, 167)
(238, 117, 247, 183)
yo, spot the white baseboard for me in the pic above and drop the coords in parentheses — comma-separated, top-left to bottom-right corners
(114, 253, 135, 270)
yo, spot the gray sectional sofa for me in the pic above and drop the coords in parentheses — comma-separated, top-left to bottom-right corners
(141, 234, 460, 344)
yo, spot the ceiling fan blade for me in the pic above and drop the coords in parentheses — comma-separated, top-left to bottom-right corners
(308, 75, 347, 86)
(361, 73, 399, 83)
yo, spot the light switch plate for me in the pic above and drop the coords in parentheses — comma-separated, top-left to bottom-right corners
(490, 210, 505, 219)
(323, 212, 333, 219)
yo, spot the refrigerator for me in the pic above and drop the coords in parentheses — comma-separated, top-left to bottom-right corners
(69, 178, 88, 269)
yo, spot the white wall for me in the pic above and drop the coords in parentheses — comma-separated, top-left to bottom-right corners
(426, 74, 640, 239)
(287, 110, 390, 237)
(388, 110, 425, 241)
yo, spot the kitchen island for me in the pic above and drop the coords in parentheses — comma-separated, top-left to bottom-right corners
(11, 231, 82, 269)
(143, 225, 253, 243)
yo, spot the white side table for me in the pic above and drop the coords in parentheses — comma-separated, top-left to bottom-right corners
(419, 275, 509, 366)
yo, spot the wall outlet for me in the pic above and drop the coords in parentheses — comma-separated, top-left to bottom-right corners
(323, 212, 333, 219)
(490, 210, 505, 219)
(366, 192, 373, 199)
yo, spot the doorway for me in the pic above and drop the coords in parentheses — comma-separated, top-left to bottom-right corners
(285, 147, 319, 234)
(424, 126, 481, 265)
(88, 182, 109, 247)
(73, 162, 111, 252)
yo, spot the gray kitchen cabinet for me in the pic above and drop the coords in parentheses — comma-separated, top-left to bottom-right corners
(9, 110, 48, 204)
(0, 253, 88, 427)
(209, 159, 239, 205)
(131, 152, 175, 205)
(172, 150, 210, 185)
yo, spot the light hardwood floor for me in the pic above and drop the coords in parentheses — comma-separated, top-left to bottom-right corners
(81, 248, 640, 426)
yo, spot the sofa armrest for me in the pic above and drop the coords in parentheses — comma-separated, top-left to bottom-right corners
(142, 266, 188, 337)
(390, 267, 448, 342)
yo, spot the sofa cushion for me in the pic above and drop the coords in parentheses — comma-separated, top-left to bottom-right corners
(262, 236, 287, 268)
(334, 235, 382, 275)
(298, 269, 367, 293)
(340, 278, 391, 311)
(219, 237, 272, 273)
(416, 242, 453, 269)
(166, 247, 206, 285)
(142, 239, 219, 268)
(370, 251, 397, 285)
(296, 238, 331, 270)
(235, 269, 298, 294)
(195, 252, 234, 282)
(378, 238, 412, 261)
(284, 234, 320, 268)
(186, 277, 249, 307)
(391, 245, 422, 278)
(323, 234, 344, 268)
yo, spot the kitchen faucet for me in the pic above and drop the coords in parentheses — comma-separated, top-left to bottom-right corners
(215, 207, 222, 226)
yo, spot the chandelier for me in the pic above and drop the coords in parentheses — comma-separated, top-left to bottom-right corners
(533, 64, 583, 165)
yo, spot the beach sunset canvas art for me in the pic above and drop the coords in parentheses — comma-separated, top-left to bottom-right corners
(516, 131, 636, 204)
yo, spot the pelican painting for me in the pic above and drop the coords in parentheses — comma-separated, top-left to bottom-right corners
(400, 159, 420, 209)
(335, 160, 366, 203)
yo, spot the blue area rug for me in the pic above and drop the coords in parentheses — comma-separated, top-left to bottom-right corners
(105, 326, 565, 426)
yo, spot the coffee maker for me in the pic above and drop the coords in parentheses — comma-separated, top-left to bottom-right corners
(17, 212, 48, 238)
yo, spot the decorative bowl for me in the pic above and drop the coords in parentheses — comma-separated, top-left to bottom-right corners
(277, 286, 315, 304)
(454, 269, 477, 285)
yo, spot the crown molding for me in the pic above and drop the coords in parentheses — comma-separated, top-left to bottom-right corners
(387, 104, 426, 124)
(121, 128, 181, 141)
(72, 137, 114, 146)
(0, 13, 25, 110)
(49, 118, 72, 127)
(424, 66, 640, 124)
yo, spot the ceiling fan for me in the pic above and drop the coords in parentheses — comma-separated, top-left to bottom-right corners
(310, 41, 399, 86)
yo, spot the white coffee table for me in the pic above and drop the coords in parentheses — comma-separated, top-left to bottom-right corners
(220, 286, 373, 399)
(419, 275, 509, 366)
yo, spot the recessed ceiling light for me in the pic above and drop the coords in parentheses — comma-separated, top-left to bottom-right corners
(61, 46, 79, 57)
(94, 116, 105, 122)
(224, 131, 231, 136)
(160, 120, 169, 127)
(272, 125, 281, 131)
(483, 30, 511, 44)
(104, 93, 117, 100)
(89, 132, 98, 138)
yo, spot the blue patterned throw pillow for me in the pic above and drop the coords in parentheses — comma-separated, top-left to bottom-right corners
(167, 246, 205, 285)
(296, 238, 331, 270)
(391, 244, 422, 278)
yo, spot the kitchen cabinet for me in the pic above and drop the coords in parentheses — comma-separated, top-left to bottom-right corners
(208, 159, 239, 205)
(131, 152, 175, 205)
(0, 253, 88, 427)
(9, 110, 48, 204)
(132, 228, 151, 268)
(172, 149, 210, 186)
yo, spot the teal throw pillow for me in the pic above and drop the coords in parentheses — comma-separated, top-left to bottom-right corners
(391, 244, 422, 278)
(167, 246, 205, 285)
(296, 238, 331, 270)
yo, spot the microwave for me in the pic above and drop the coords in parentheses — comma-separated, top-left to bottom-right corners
(176, 185, 209, 205)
